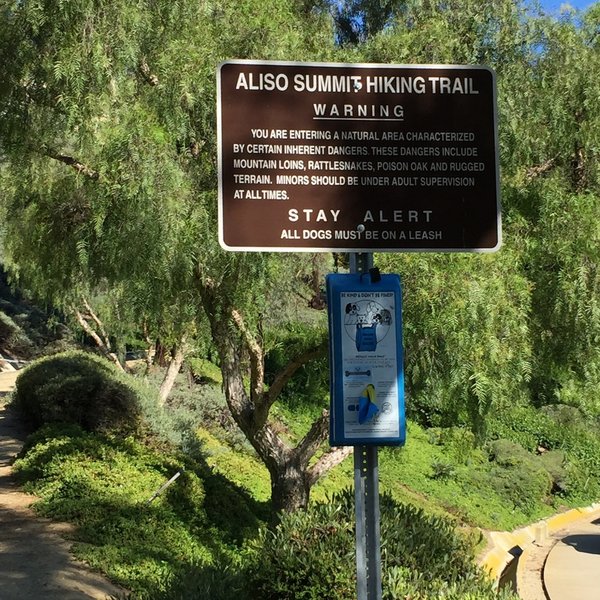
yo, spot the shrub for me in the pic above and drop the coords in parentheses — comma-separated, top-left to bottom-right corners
(12, 350, 146, 435)
(488, 404, 600, 502)
(430, 460, 456, 480)
(540, 450, 568, 494)
(486, 439, 552, 512)
(13, 424, 217, 598)
(247, 489, 516, 600)
(0, 311, 17, 343)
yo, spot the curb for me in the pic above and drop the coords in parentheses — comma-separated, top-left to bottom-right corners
(479, 503, 600, 586)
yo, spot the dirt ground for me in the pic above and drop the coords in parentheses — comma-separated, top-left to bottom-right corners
(0, 371, 19, 393)
(0, 378, 126, 599)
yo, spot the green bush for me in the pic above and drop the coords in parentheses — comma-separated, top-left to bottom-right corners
(12, 350, 145, 435)
(486, 440, 552, 512)
(538, 450, 567, 494)
(488, 404, 600, 502)
(14, 424, 210, 598)
(247, 489, 516, 600)
(0, 311, 17, 343)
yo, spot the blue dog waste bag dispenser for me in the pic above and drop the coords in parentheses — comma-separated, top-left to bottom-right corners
(327, 272, 406, 447)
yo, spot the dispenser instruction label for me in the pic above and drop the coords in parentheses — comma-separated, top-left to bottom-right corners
(340, 290, 400, 439)
(328, 273, 405, 446)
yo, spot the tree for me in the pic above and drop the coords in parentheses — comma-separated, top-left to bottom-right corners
(339, 0, 600, 430)
(342, 0, 535, 434)
(331, 0, 400, 45)
(0, 0, 350, 511)
(2, 0, 600, 510)
(497, 8, 600, 412)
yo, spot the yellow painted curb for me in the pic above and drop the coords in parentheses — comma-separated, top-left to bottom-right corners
(479, 503, 600, 585)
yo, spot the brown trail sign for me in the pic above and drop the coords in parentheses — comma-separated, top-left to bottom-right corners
(217, 60, 500, 253)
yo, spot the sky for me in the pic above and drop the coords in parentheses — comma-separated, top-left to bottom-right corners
(538, 0, 597, 12)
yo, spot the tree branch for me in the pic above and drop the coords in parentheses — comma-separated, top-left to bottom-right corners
(81, 297, 111, 350)
(296, 409, 329, 467)
(72, 306, 125, 372)
(138, 58, 159, 86)
(142, 319, 156, 373)
(307, 446, 354, 487)
(231, 309, 264, 406)
(158, 335, 189, 404)
(525, 157, 556, 182)
(46, 151, 100, 180)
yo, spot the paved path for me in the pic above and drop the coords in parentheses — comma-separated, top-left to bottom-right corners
(0, 383, 125, 599)
(544, 514, 600, 600)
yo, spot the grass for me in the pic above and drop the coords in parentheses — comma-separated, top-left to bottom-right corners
(196, 427, 271, 503)
(11, 419, 520, 600)
(173, 379, 591, 532)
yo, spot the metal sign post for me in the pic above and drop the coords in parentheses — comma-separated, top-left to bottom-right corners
(355, 445, 382, 600)
(350, 252, 382, 600)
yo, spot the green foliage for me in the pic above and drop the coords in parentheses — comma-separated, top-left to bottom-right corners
(488, 404, 600, 502)
(485, 439, 552, 512)
(0, 310, 35, 356)
(12, 350, 146, 435)
(114, 561, 250, 600)
(377, 252, 532, 437)
(430, 460, 456, 480)
(141, 366, 253, 455)
(13, 423, 266, 599)
(0, 0, 341, 511)
(265, 321, 329, 430)
(196, 428, 272, 504)
(332, 0, 397, 45)
(247, 488, 517, 600)
(188, 358, 222, 385)
(539, 450, 568, 495)
(332, 0, 600, 442)
(375, 424, 550, 531)
(248, 493, 355, 599)
(0, 268, 75, 355)
(1, 0, 600, 518)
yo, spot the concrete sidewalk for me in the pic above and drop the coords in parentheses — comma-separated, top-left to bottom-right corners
(543, 514, 600, 600)
(0, 388, 125, 599)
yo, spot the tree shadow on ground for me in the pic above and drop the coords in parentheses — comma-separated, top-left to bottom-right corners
(562, 534, 600, 555)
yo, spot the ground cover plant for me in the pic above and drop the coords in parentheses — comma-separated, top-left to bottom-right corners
(12, 422, 523, 600)
(12, 423, 266, 599)
(8, 343, 600, 599)
(246, 489, 520, 600)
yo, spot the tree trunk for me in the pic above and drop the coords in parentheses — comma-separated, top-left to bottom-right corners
(270, 460, 311, 513)
(308, 254, 325, 309)
(143, 323, 157, 374)
(199, 285, 348, 513)
(158, 338, 188, 405)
